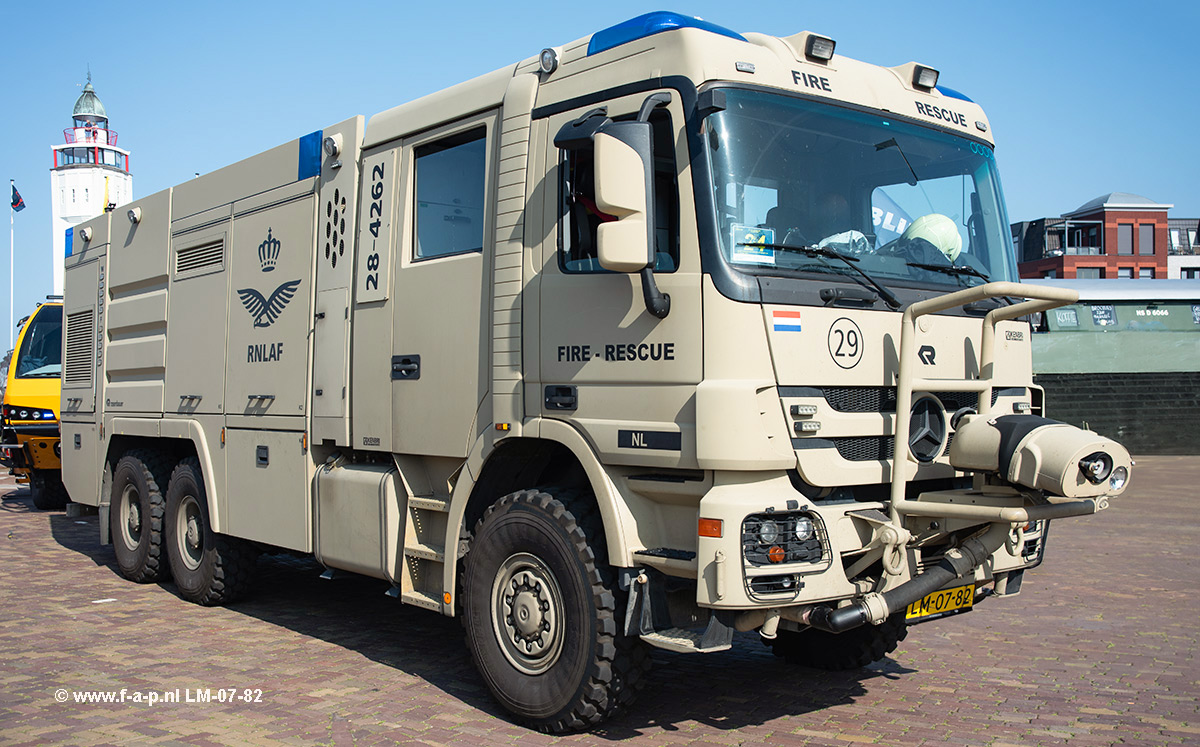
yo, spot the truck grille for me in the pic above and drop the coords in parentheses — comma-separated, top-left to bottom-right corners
(832, 436, 893, 461)
(821, 387, 985, 414)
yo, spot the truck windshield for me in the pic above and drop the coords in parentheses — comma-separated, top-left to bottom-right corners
(15, 305, 63, 379)
(703, 88, 1018, 290)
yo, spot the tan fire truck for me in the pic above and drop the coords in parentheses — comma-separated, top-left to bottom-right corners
(61, 12, 1132, 732)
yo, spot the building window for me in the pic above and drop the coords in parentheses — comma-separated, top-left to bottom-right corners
(1043, 270, 1057, 278)
(1076, 267, 1102, 279)
(1117, 267, 1133, 279)
(413, 126, 487, 260)
(1183, 268, 1200, 279)
(1117, 224, 1133, 255)
(1171, 229, 1182, 250)
(1139, 224, 1155, 255)
(1139, 267, 1154, 279)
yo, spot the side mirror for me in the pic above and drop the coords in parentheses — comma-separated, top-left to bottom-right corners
(593, 120, 654, 273)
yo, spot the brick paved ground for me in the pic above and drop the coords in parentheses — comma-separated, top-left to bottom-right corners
(0, 457, 1197, 746)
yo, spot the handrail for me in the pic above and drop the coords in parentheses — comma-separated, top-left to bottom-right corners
(63, 127, 119, 146)
(888, 282, 1079, 523)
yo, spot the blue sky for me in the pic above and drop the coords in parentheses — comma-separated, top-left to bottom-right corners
(2, 1, 1196, 338)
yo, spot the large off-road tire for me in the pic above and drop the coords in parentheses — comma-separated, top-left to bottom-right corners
(164, 457, 256, 605)
(463, 488, 651, 733)
(31, 470, 69, 511)
(109, 450, 173, 583)
(767, 612, 909, 670)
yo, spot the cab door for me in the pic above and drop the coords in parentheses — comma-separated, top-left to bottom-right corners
(537, 91, 702, 469)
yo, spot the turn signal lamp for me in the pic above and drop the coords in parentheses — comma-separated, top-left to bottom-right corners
(698, 518, 723, 538)
(767, 546, 786, 563)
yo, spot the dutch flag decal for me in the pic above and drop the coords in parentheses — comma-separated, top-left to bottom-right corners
(772, 310, 802, 332)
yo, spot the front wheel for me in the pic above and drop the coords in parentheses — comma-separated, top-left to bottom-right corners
(463, 488, 650, 733)
(766, 612, 909, 670)
(31, 470, 69, 511)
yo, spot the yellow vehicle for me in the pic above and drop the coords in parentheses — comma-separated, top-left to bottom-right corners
(1, 301, 68, 509)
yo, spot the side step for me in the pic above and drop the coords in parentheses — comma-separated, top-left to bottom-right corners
(640, 626, 732, 654)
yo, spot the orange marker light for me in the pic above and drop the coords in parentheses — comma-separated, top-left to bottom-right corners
(698, 518, 723, 538)
(768, 546, 786, 563)
(443, 592, 452, 606)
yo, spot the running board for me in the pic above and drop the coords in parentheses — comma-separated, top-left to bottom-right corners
(640, 622, 732, 654)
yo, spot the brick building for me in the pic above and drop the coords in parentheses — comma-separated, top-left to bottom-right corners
(1013, 192, 1200, 279)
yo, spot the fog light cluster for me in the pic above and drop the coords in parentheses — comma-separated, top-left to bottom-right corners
(2, 405, 56, 422)
(741, 512, 823, 566)
(748, 574, 802, 596)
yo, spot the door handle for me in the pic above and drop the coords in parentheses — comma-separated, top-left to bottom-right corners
(391, 355, 421, 380)
(545, 385, 577, 411)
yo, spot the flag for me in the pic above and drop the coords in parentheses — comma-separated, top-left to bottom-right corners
(10, 184, 25, 212)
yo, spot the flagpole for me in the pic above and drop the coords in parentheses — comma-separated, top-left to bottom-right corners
(9, 179, 13, 351)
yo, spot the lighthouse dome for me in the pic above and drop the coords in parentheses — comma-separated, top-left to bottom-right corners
(73, 80, 108, 122)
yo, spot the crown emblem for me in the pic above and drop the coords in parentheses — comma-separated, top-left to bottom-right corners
(258, 228, 281, 272)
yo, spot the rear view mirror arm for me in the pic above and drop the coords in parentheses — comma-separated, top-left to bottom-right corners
(635, 92, 672, 319)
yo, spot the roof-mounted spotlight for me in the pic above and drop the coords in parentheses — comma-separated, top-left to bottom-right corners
(912, 65, 939, 91)
(539, 48, 559, 75)
(805, 34, 836, 62)
(127, 206, 142, 224)
(322, 134, 342, 158)
(79, 227, 93, 242)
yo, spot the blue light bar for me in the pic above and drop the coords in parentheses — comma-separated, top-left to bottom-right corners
(936, 85, 974, 103)
(65, 227, 73, 258)
(297, 130, 323, 181)
(587, 11, 745, 56)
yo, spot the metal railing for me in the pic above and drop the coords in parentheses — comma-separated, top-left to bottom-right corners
(63, 127, 119, 146)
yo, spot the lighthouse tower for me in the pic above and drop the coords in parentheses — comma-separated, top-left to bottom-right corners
(49, 75, 133, 295)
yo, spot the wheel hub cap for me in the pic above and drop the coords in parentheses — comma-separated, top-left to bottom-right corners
(176, 494, 204, 571)
(492, 554, 565, 674)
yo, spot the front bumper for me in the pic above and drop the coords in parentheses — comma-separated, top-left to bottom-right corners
(0, 423, 62, 472)
(693, 472, 1097, 610)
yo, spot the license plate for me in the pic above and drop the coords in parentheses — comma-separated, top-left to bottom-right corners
(905, 584, 974, 621)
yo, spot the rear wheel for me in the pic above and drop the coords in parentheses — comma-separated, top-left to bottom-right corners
(766, 613, 909, 670)
(31, 470, 69, 511)
(109, 450, 172, 583)
(463, 487, 650, 733)
(165, 457, 256, 605)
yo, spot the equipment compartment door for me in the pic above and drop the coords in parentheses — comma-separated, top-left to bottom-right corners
(224, 428, 312, 551)
(225, 196, 314, 419)
(389, 114, 497, 458)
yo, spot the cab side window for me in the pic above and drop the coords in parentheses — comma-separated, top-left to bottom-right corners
(414, 126, 487, 260)
(560, 109, 678, 273)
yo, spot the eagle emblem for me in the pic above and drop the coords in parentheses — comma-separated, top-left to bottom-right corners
(237, 280, 302, 328)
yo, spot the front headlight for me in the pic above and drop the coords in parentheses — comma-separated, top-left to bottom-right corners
(758, 520, 780, 544)
(1109, 466, 1129, 492)
(794, 516, 814, 541)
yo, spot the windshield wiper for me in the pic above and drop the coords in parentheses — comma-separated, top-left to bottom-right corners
(739, 242, 901, 309)
(906, 260, 990, 284)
